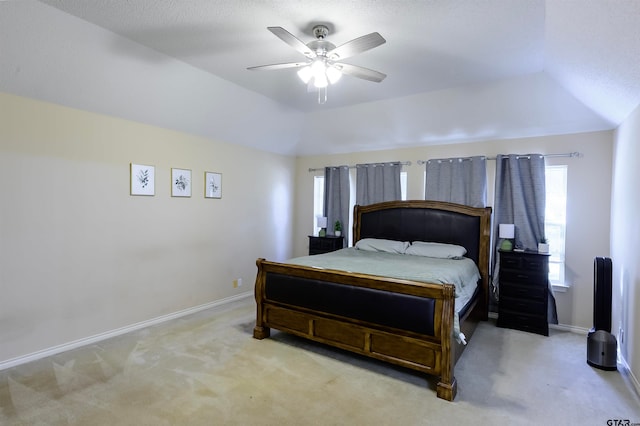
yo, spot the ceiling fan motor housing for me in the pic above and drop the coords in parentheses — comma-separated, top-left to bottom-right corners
(312, 25, 329, 39)
(308, 26, 335, 57)
(307, 40, 336, 56)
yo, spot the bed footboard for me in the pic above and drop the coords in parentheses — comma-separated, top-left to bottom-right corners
(253, 258, 459, 401)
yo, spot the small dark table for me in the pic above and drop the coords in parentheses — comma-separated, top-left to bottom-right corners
(308, 235, 344, 255)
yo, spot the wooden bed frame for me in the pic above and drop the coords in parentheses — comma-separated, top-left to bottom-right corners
(253, 200, 492, 401)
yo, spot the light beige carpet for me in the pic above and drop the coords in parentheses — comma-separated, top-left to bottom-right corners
(1, 297, 639, 425)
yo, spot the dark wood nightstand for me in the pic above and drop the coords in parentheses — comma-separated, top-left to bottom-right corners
(497, 250, 550, 336)
(308, 235, 344, 255)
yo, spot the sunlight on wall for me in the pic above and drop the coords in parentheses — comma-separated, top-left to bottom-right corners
(271, 180, 292, 261)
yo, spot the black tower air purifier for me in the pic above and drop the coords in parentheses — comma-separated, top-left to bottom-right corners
(587, 257, 617, 370)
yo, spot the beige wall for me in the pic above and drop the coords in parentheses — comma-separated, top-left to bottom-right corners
(612, 104, 640, 389)
(0, 93, 295, 364)
(294, 131, 613, 331)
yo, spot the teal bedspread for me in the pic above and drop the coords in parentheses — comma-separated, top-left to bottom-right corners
(287, 248, 479, 294)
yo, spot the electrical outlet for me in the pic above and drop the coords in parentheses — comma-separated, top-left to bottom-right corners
(620, 327, 624, 344)
(233, 278, 243, 288)
(237, 278, 243, 287)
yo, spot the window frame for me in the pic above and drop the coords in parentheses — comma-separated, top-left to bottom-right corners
(313, 175, 325, 236)
(545, 165, 568, 288)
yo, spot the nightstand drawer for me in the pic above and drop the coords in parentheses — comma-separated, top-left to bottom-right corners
(500, 255, 522, 269)
(499, 295, 546, 315)
(308, 236, 344, 255)
(500, 270, 548, 285)
(500, 282, 546, 300)
(522, 256, 547, 272)
(311, 238, 338, 250)
(498, 310, 549, 336)
(501, 253, 548, 274)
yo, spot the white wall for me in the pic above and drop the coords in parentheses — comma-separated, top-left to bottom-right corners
(612, 104, 640, 389)
(294, 131, 613, 331)
(0, 93, 295, 365)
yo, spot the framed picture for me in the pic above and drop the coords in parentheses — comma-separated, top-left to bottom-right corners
(171, 168, 192, 197)
(204, 172, 222, 199)
(130, 163, 155, 196)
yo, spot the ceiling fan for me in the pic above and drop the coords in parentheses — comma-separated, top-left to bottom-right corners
(247, 25, 387, 104)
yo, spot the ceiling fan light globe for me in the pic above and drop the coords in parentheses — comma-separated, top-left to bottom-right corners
(326, 66, 342, 84)
(297, 66, 312, 84)
(314, 73, 328, 88)
(311, 59, 326, 72)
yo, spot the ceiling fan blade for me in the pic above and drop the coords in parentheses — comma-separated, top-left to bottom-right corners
(247, 61, 309, 71)
(267, 26, 316, 58)
(327, 32, 386, 61)
(335, 63, 386, 82)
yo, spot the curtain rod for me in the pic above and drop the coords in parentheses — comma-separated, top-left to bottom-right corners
(308, 161, 411, 173)
(416, 151, 582, 165)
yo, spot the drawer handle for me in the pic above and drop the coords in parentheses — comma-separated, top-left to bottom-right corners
(508, 287, 540, 297)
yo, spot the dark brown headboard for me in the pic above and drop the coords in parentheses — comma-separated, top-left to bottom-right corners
(353, 200, 492, 308)
(353, 200, 488, 265)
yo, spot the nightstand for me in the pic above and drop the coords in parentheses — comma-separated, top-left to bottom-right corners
(497, 250, 550, 336)
(308, 235, 344, 255)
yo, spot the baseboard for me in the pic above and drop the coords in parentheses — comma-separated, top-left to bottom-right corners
(488, 312, 590, 335)
(618, 350, 640, 399)
(549, 323, 590, 334)
(0, 291, 253, 371)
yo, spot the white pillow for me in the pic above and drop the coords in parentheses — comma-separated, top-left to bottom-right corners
(355, 238, 409, 254)
(406, 241, 467, 259)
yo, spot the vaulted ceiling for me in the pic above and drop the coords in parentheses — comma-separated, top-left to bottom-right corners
(2, 1, 639, 155)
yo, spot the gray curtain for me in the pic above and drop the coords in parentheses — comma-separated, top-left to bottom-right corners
(324, 166, 350, 245)
(491, 154, 557, 323)
(355, 162, 402, 206)
(424, 156, 487, 207)
(493, 154, 546, 252)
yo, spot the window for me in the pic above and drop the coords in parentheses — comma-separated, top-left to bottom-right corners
(312, 171, 407, 235)
(400, 171, 407, 200)
(313, 175, 325, 235)
(545, 165, 567, 286)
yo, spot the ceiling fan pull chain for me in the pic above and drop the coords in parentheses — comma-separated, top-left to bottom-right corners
(318, 86, 328, 104)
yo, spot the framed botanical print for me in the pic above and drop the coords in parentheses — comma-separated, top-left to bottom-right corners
(130, 163, 155, 196)
(171, 168, 192, 197)
(204, 172, 222, 199)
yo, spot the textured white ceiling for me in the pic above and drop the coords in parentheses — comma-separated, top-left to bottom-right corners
(35, 0, 547, 112)
(2, 1, 639, 155)
(545, 0, 640, 124)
